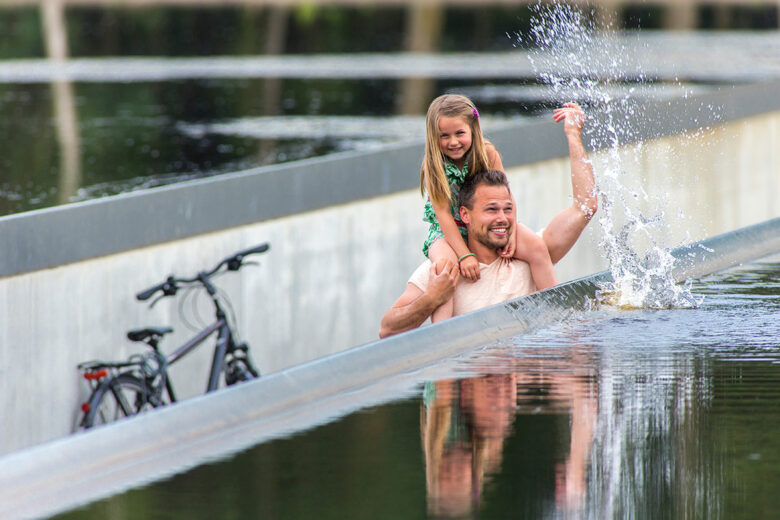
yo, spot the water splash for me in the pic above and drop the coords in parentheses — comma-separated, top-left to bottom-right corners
(515, 3, 708, 309)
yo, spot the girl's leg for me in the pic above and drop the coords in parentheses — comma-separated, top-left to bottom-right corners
(428, 239, 458, 322)
(513, 223, 558, 290)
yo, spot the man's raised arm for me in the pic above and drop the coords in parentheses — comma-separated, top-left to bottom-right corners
(379, 261, 459, 339)
(543, 103, 598, 264)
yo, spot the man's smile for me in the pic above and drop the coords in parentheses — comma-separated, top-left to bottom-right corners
(489, 226, 508, 237)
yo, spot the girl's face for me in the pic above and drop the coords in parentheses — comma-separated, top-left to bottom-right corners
(437, 115, 472, 166)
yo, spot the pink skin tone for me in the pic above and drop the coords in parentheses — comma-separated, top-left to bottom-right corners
(437, 115, 472, 169)
(553, 103, 586, 135)
(429, 110, 566, 322)
(379, 102, 596, 338)
(459, 185, 515, 257)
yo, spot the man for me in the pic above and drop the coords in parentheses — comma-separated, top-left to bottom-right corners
(379, 103, 596, 338)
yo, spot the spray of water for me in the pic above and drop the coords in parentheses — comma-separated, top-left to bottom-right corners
(514, 3, 709, 309)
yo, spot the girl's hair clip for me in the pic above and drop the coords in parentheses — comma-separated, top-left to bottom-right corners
(473, 108, 480, 118)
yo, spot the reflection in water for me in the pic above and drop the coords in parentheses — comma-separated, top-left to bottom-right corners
(397, 5, 442, 115)
(258, 6, 288, 166)
(588, 349, 722, 518)
(422, 352, 598, 518)
(52, 79, 82, 203)
(41, 0, 83, 203)
(422, 375, 517, 516)
(424, 341, 724, 518)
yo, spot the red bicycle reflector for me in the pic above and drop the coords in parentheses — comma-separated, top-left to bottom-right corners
(83, 369, 108, 380)
(81, 403, 90, 413)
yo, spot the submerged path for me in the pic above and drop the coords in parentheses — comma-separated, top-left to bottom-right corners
(0, 33, 777, 83)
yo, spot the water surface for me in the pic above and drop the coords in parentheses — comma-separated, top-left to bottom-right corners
(53, 259, 780, 519)
(3, 3, 769, 216)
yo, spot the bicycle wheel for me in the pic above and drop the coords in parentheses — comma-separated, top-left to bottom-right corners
(81, 374, 156, 428)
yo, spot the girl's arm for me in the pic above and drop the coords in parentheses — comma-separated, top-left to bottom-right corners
(432, 203, 480, 281)
(487, 143, 504, 173)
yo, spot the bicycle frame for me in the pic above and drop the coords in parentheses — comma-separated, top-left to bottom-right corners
(163, 317, 232, 398)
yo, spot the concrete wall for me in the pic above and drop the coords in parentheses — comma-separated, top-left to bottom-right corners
(0, 85, 778, 454)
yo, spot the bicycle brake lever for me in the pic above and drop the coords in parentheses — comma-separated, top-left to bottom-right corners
(149, 294, 166, 308)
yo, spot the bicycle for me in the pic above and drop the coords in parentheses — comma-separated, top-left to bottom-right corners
(77, 243, 269, 429)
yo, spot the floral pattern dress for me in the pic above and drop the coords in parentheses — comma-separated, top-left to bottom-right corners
(422, 161, 469, 258)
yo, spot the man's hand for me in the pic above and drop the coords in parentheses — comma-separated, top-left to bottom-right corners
(543, 102, 597, 265)
(553, 103, 586, 138)
(379, 260, 459, 338)
(429, 260, 460, 304)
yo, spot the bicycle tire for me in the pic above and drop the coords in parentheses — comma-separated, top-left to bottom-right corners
(81, 374, 157, 428)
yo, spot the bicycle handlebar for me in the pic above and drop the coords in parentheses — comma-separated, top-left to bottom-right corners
(217, 243, 269, 273)
(136, 276, 176, 301)
(136, 243, 270, 301)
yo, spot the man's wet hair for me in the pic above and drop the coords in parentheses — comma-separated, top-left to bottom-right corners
(459, 169, 511, 209)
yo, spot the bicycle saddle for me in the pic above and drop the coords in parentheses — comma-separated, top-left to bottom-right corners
(127, 326, 174, 342)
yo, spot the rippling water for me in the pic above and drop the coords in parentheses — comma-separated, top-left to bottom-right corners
(52, 258, 780, 519)
(1, 27, 770, 216)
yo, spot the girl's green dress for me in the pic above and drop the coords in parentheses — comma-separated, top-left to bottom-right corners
(422, 161, 469, 258)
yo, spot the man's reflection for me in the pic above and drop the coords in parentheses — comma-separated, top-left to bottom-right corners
(421, 353, 597, 517)
(421, 374, 517, 517)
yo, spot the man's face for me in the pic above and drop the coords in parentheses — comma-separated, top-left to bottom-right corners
(460, 185, 514, 249)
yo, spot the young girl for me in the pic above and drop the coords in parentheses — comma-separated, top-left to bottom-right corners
(420, 94, 558, 322)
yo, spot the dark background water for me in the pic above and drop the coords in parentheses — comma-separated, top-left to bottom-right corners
(1, 4, 543, 216)
(1, 4, 776, 60)
(1, 3, 776, 216)
(51, 259, 780, 519)
(0, 75, 536, 215)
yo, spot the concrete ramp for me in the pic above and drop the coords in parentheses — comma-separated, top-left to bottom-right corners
(0, 217, 778, 520)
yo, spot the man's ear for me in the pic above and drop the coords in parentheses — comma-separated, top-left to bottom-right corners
(460, 206, 470, 224)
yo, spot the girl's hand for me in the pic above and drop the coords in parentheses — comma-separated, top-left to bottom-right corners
(499, 226, 517, 258)
(459, 255, 481, 282)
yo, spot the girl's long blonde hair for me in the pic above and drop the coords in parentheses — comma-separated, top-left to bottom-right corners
(420, 94, 491, 207)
